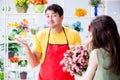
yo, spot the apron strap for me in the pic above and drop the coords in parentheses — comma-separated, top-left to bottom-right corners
(47, 27, 69, 45)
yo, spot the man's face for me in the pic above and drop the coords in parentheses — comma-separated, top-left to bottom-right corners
(45, 10, 63, 28)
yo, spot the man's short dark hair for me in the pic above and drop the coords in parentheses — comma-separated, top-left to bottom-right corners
(45, 4, 64, 17)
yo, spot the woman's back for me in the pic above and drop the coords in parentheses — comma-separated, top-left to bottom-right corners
(93, 48, 120, 80)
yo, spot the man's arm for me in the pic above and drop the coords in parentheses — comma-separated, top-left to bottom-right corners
(15, 35, 41, 68)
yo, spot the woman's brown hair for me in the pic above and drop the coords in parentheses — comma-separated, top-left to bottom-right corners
(90, 15, 120, 74)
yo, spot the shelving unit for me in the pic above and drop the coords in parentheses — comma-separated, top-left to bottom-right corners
(3, 0, 38, 80)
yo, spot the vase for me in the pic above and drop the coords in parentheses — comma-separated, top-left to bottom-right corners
(16, 5, 28, 13)
(33, 4, 44, 13)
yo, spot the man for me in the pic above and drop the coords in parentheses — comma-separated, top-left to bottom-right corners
(15, 4, 81, 80)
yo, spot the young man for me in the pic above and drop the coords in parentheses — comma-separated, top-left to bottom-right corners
(15, 4, 81, 80)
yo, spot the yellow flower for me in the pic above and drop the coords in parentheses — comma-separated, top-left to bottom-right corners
(75, 8, 87, 17)
(23, 18, 28, 24)
(8, 22, 19, 27)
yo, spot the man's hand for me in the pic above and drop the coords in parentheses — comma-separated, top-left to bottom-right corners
(14, 35, 28, 47)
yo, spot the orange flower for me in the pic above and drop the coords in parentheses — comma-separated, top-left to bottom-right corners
(30, 0, 48, 5)
(10, 57, 19, 63)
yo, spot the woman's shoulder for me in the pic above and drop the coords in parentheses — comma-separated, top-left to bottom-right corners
(91, 48, 109, 54)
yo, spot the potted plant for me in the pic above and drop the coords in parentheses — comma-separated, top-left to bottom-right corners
(30, 0, 48, 13)
(9, 57, 19, 68)
(0, 42, 21, 59)
(89, 0, 102, 16)
(18, 60, 28, 67)
(14, 0, 29, 13)
(18, 60, 28, 79)
(8, 43, 21, 59)
(0, 59, 4, 80)
(8, 18, 29, 38)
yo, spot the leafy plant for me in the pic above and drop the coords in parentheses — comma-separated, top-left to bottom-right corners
(14, 0, 29, 7)
(0, 59, 4, 72)
(0, 59, 4, 80)
(30, 27, 39, 35)
(90, 0, 101, 6)
(18, 60, 28, 67)
(0, 72, 4, 80)
(8, 43, 21, 54)
(8, 18, 29, 38)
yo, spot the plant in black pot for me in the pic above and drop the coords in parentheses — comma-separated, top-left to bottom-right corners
(18, 60, 28, 79)
(0, 42, 21, 59)
(8, 43, 21, 59)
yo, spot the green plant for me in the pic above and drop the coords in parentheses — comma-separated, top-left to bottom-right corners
(2, 6, 11, 12)
(0, 38, 21, 58)
(8, 43, 21, 54)
(14, 0, 29, 7)
(8, 18, 29, 38)
(0, 59, 4, 72)
(90, 0, 101, 6)
(18, 60, 28, 67)
(0, 72, 4, 80)
(0, 59, 4, 80)
(30, 27, 39, 35)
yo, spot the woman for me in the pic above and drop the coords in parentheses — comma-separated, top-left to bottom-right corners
(81, 15, 120, 80)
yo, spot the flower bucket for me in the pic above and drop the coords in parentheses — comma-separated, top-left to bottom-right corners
(16, 5, 28, 13)
(33, 4, 44, 13)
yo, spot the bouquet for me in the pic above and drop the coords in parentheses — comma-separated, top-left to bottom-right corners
(60, 45, 89, 76)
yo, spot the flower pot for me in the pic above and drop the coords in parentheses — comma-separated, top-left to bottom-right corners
(20, 72, 27, 79)
(11, 63, 18, 68)
(33, 4, 44, 13)
(16, 5, 28, 13)
(8, 52, 14, 59)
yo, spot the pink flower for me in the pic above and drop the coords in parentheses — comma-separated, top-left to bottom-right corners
(60, 45, 89, 76)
